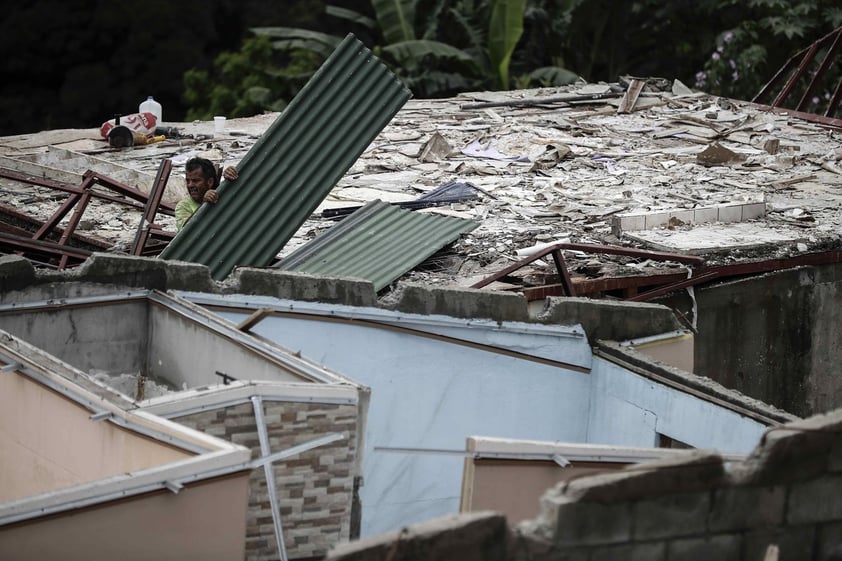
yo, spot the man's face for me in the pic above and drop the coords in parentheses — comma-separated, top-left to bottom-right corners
(186, 168, 214, 203)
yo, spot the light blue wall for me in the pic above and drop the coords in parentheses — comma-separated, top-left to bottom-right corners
(189, 294, 770, 537)
(206, 300, 592, 536)
(586, 357, 768, 454)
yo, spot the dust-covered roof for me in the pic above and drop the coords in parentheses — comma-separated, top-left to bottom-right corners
(2, 79, 841, 295)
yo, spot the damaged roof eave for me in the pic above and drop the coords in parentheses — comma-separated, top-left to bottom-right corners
(0, 447, 251, 527)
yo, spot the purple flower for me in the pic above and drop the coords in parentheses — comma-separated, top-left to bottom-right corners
(812, 96, 820, 105)
(712, 52, 721, 61)
(724, 31, 734, 43)
(729, 59, 736, 69)
(717, 45, 724, 53)
(732, 70, 739, 81)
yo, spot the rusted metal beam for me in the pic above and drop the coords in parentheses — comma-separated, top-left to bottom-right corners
(131, 159, 173, 256)
(795, 29, 842, 112)
(549, 249, 575, 296)
(32, 174, 95, 241)
(521, 249, 842, 302)
(0, 231, 92, 263)
(754, 26, 842, 120)
(0, 167, 175, 214)
(0, 202, 110, 250)
(56, 190, 93, 270)
(627, 271, 721, 302)
(470, 242, 703, 290)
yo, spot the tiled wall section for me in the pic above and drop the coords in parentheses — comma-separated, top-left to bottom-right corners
(175, 400, 359, 561)
(611, 201, 766, 236)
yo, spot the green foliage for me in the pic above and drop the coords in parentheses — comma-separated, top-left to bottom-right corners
(695, 0, 842, 106)
(183, 34, 320, 121)
(373, 0, 417, 43)
(487, 0, 526, 89)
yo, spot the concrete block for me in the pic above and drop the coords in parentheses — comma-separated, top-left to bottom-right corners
(589, 541, 667, 561)
(817, 521, 842, 560)
(665, 534, 742, 561)
(830, 440, 842, 473)
(230, 268, 377, 307)
(632, 492, 711, 540)
(390, 282, 529, 322)
(669, 209, 694, 225)
(538, 496, 632, 546)
(742, 410, 842, 485)
(70, 253, 171, 289)
(160, 259, 216, 292)
(538, 296, 681, 341)
(787, 475, 842, 524)
(741, 202, 766, 220)
(324, 511, 508, 561)
(553, 451, 724, 503)
(717, 204, 742, 223)
(743, 526, 816, 561)
(611, 214, 646, 235)
(693, 207, 719, 224)
(644, 212, 669, 229)
(708, 485, 786, 531)
(0, 254, 35, 293)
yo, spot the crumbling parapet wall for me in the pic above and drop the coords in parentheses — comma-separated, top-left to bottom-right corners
(319, 409, 842, 561)
(173, 398, 360, 561)
(0, 254, 682, 342)
(515, 408, 842, 561)
(659, 264, 842, 418)
(538, 297, 684, 343)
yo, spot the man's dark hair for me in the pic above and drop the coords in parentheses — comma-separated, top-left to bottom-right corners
(185, 157, 219, 187)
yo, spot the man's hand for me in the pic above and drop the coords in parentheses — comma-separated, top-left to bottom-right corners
(203, 189, 219, 204)
(222, 166, 239, 181)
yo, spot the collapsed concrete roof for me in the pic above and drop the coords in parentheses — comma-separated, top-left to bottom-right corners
(2, 78, 841, 297)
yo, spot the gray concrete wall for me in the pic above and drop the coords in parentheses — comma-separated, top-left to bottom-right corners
(517, 407, 842, 561)
(0, 301, 149, 375)
(660, 264, 842, 417)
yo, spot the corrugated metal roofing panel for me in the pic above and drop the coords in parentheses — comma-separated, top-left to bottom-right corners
(159, 34, 412, 279)
(276, 200, 479, 291)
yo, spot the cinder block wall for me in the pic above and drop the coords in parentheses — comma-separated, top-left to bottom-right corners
(517, 408, 842, 560)
(174, 400, 359, 561)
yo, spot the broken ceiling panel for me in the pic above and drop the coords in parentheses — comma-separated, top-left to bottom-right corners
(276, 200, 479, 291)
(159, 34, 412, 280)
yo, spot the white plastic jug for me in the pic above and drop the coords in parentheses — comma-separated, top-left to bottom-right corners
(139, 96, 163, 124)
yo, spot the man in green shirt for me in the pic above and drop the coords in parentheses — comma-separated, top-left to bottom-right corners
(175, 157, 239, 230)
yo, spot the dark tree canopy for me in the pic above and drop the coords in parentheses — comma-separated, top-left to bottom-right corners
(0, 0, 839, 136)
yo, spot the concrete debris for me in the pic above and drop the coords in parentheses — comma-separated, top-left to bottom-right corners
(1, 81, 842, 289)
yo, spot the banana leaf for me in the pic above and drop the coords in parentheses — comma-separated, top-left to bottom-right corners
(487, 0, 526, 89)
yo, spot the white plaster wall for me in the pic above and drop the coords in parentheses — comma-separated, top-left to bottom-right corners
(586, 356, 768, 454)
(213, 308, 593, 537)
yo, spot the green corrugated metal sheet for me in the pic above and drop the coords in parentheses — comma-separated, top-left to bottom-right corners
(276, 200, 479, 291)
(159, 34, 412, 279)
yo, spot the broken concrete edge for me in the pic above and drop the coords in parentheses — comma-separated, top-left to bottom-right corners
(384, 282, 530, 323)
(595, 341, 797, 426)
(532, 451, 726, 517)
(517, 408, 842, 537)
(227, 267, 378, 307)
(324, 511, 509, 561)
(0, 253, 729, 344)
(537, 296, 682, 341)
(0, 254, 528, 324)
(735, 407, 842, 486)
